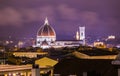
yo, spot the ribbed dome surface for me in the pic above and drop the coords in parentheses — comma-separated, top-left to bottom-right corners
(37, 18, 56, 37)
(38, 24, 56, 36)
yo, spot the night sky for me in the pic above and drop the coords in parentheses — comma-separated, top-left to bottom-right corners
(0, 0, 120, 40)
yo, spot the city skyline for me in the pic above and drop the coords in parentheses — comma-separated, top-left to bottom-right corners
(0, 0, 120, 40)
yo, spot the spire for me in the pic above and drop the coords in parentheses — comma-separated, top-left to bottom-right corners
(44, 17, 49, 25)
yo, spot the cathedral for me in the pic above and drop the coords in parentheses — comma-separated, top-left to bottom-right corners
(34, 18, 85, 49)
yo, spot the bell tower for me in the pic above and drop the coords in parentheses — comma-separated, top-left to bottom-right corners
(79, 26, 85, 45)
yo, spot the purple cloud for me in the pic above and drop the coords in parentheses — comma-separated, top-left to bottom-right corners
(58, 4, 79, 20)
(0, 6, 56, 26)
(0, 7, 22, 26)
(0, 0, 120, 39)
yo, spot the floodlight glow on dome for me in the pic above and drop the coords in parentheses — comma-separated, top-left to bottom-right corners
(36, 18, 56, 47)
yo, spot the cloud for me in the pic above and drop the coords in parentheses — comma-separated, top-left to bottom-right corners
(0, 7, 22, 26)
(57, 4, 100, 27)
(58, 4, 79, 20)
(79, 11, 99, 25)
(21, 6, 55, 22)
(0, 1, 119, 35)
(0, 0, 120, 39)
(0, 6, 56, 26)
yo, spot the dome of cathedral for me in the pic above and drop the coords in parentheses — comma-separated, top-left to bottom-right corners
(37, 18, 56, 37)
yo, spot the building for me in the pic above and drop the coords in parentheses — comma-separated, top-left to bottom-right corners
(54, 57, 117, 76)
(13, 52, 48, 58)
(76, 31, 79, 40)
(36, 18, 56, 48)
(0, 64, 54, 76)
(93, 41, 106, 48)
(107, 35, 115, 40)
(79, 27, 85, 41)
(34, 18, 85, 49)
(76, 26, 86, 45)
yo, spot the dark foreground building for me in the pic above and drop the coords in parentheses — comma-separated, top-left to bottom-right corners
(54, 57, 117, 76)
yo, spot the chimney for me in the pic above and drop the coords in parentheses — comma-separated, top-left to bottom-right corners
(32, 64, 40, 76)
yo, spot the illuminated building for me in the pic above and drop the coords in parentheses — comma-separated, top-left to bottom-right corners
(105, 35, 118, 48)
(79, 26, 86, 45)
(108, 35, 115, 39)
(13, 52, 48, 58)
(93, 41, 106, 48)
(18, 41, 24, 48)
(76, 31, 80, 40)
(34, 18, 84, 49)
(75, 27, 86, 45)
(79, 27, 85, 40)
(0, 63, 54, 76)
(0, 57, 57, 76)
(36, 17, 56, 48)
